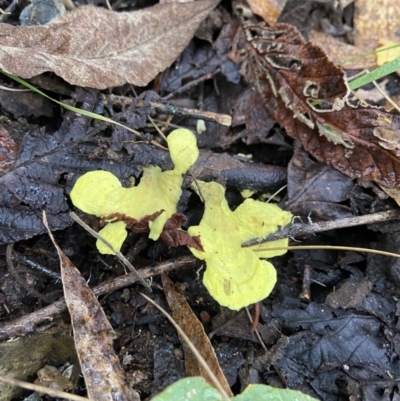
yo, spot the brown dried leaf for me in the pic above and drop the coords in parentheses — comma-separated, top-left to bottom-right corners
(309, 30, 376, 70)
(44, 213, 139, 401)
(246, 0, 288, 27)
(160, 213, 203, 251)
(231, 22, 400, 188)
(161, 273, 232, 397)
(0, 1, 218, 89)
(354, 0, 400, 52)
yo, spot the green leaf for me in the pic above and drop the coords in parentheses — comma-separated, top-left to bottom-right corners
(236, 384, 319, 401)
(151, 377, 222, 401)
(151, 377, 319, 401)
(348, 58, 400, 90)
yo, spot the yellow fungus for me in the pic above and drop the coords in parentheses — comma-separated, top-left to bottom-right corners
(71, 127, 292, 310)
(188, 181, 292, 310)
(70, 128, 199, 254)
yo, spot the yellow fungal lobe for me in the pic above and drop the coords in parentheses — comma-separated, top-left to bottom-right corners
(188, 181, 292, 310)
(70, 128, 199, 254)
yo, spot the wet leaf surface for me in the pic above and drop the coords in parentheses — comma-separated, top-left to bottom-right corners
(0, 89, 140, 244)
(0, 90, 55, 118)
(287, 148, 354, 220)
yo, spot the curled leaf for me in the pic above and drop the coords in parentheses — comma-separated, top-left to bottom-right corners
(231, 22, 400, 188)
(160, 213, 203, 251)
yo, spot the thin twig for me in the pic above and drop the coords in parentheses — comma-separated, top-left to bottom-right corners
(244, 306, 267, 352)
(162, 68, 222, 101)
(254, 245, 400, 259)
(242, 209, 400, 247)
(0, 256, 197, 341)
(149, 101, 232, 126)
(0, 0, 18, 21)
(103, 95, 232, 126)
(0, 376, 89, 401)
(69, 212, 151, 291)
(141, 293, 231, 401)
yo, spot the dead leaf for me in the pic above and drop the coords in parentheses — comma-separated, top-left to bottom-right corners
(0, 124, 18, 171)
(160, 213, 203, 251)
(230, 22, 400, 189)
(309, 30, 376, 70)
(161, 273, 233, 397)
(0, 89, 140, 245)
(247, 0, 288, 26)
(354, 0, 400, 53)
(20, 0, 66, 26)
(0, 1, 218, 89)
(44, 212, 139, 401)
(0, 89, 55, 118)
(376, 39, 400, 66)
(379, 185, 400, 207)
(325, 278, 372, 309)
(160, 18, 241, 94)
(0, 331, 79, 401)
(287, 148, 354, 220)
(101, 210, 165, 233)
(231, 88, 277, 145)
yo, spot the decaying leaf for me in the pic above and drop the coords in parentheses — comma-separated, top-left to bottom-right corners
(230, 22, 400, 189)
(354, 0, 400, 53)
(309, 30, 376, 70)
(0, 332, 79, 401)
(45, 213, 139, 401)
(0, 89, 55, 118)
(0, 1, 218, 89)
(160, 213, 203, 251)
(0, 89, 140, 245)
(161, 273, 233, 397)
(287, 148, 354, 220)
(0, 124, 18, 171)
(246, 0, 288, 26)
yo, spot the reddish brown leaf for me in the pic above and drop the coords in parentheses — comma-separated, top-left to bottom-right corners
(0, 124, 18, 171)
(101, 210, 164, 233)
(230, 22, 400, 188)
(161, 273, 232, 397)
(0, 1, 218, 89)
(160, 213, 204, 251)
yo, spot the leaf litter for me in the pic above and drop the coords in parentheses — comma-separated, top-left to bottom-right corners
(1, 1, 400, 401)
(44, 212, 139, 401)
(0, 1, 218, 89)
